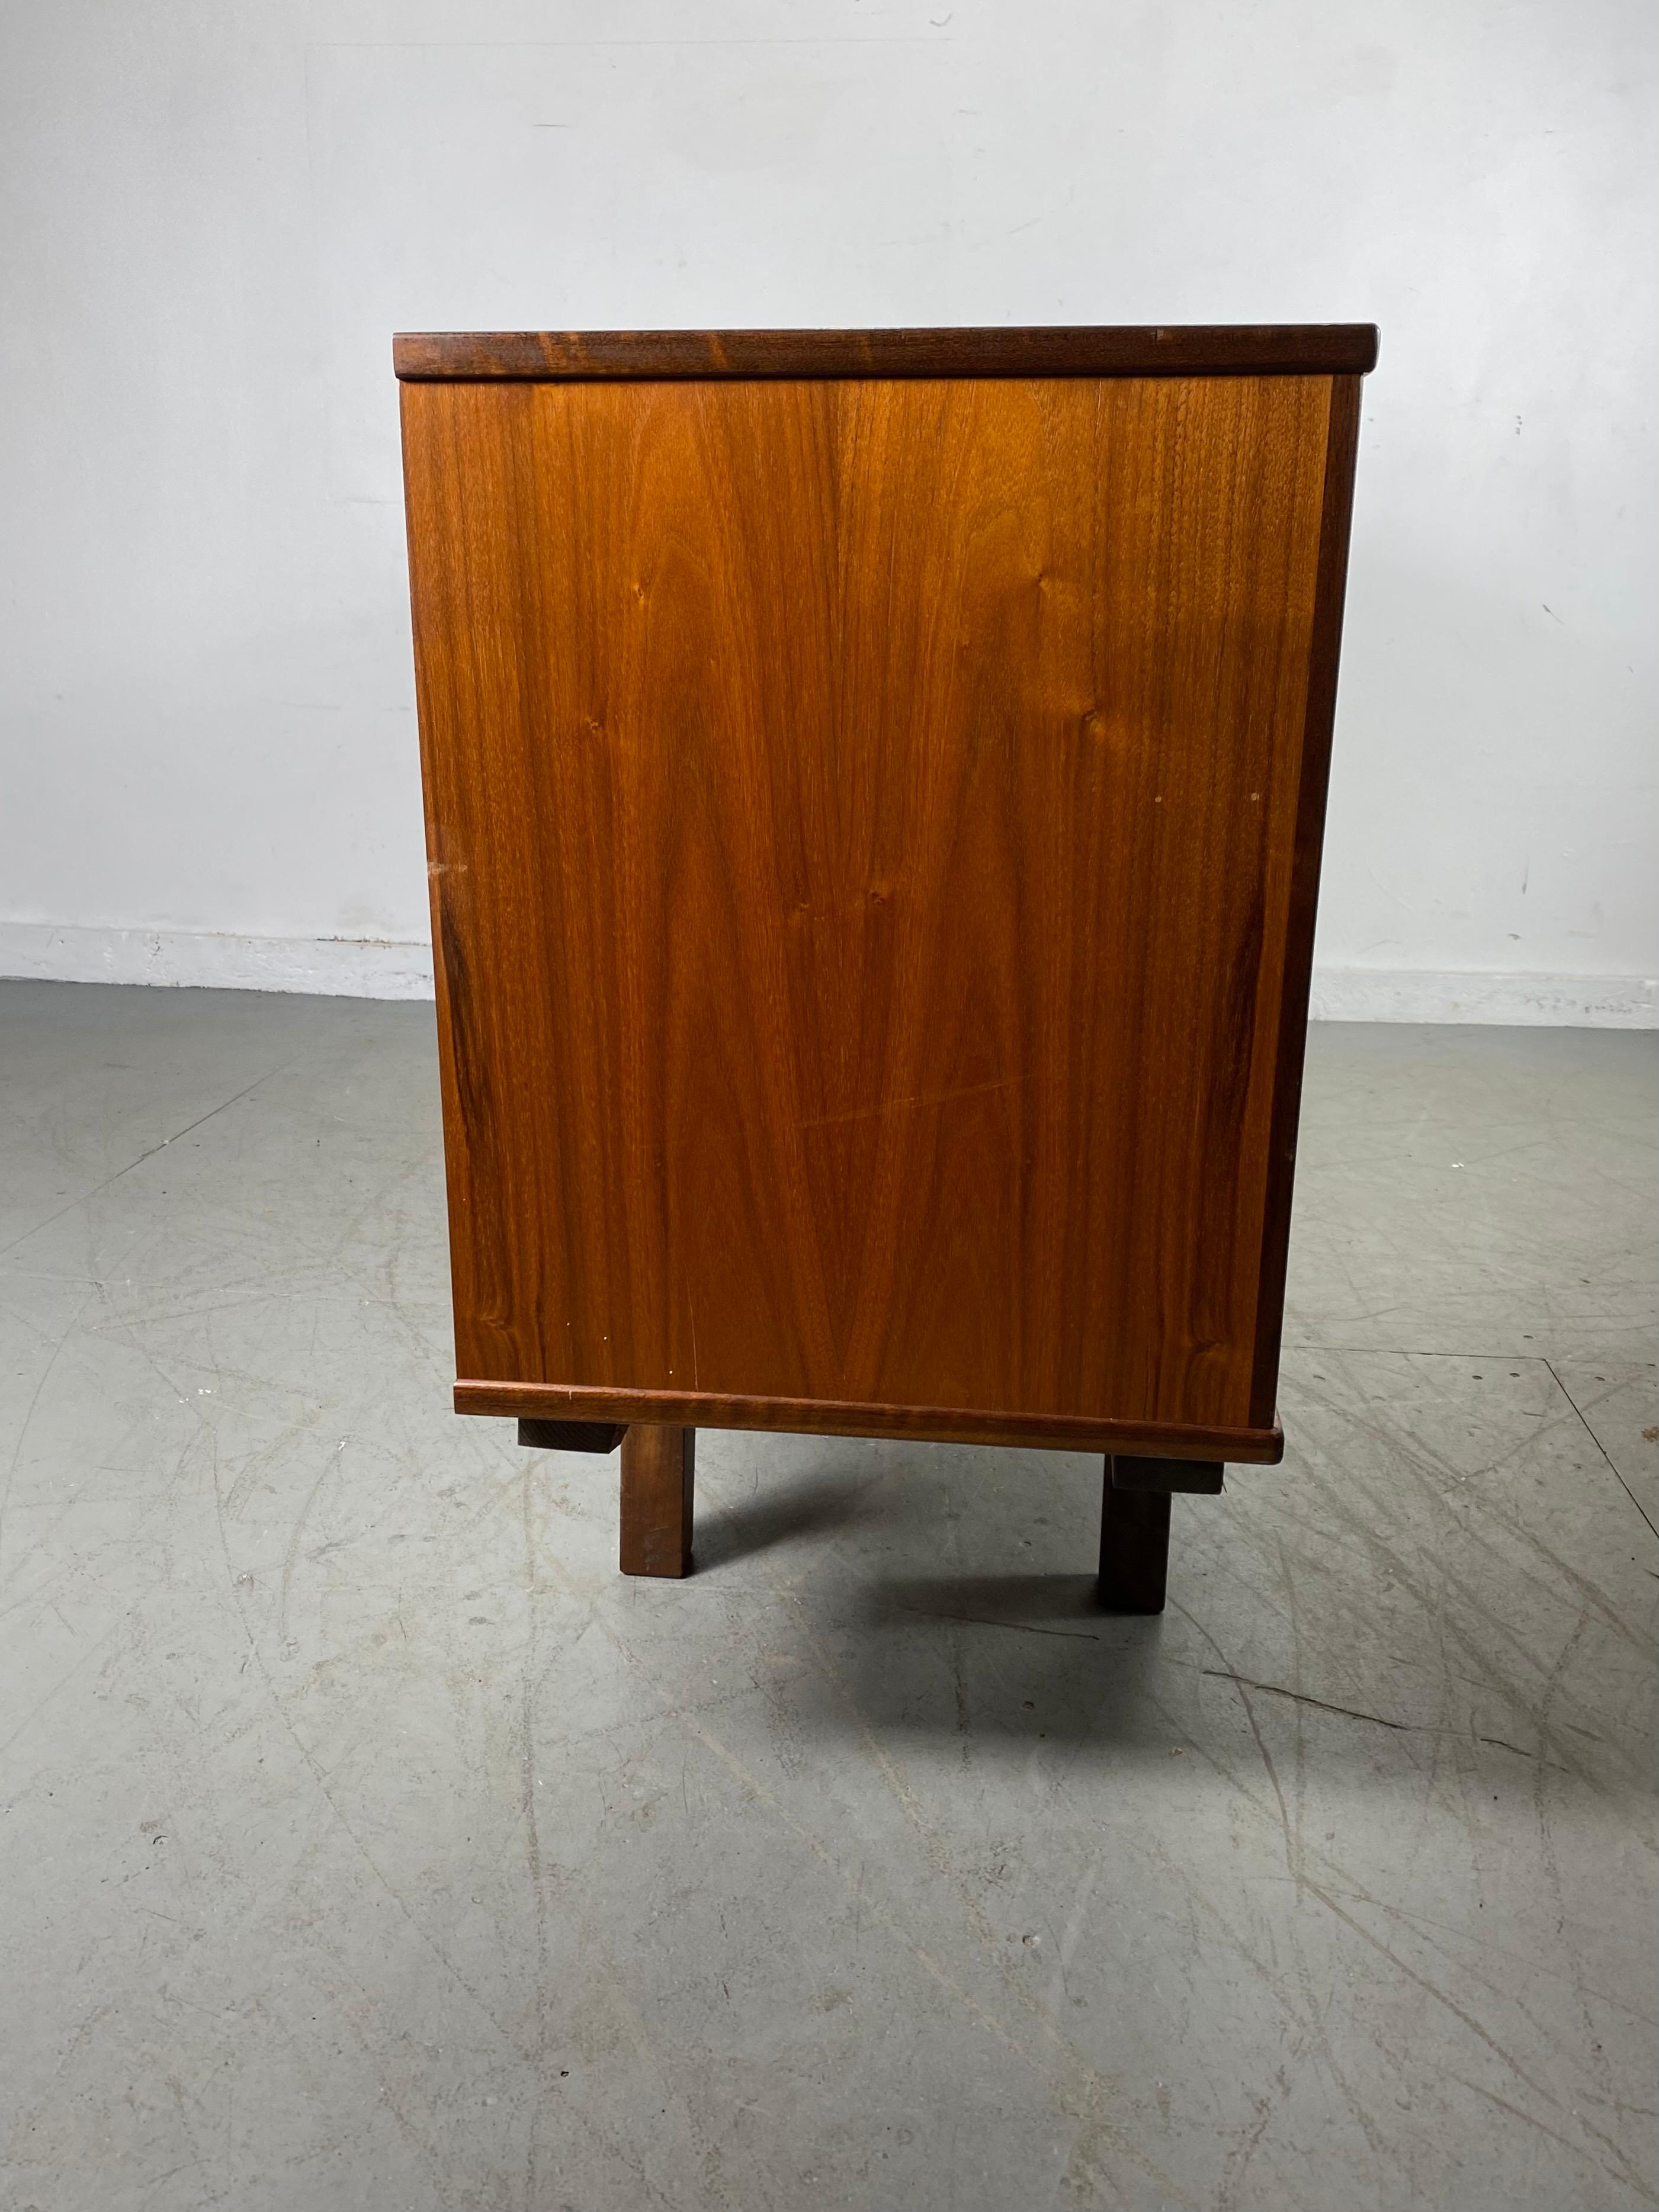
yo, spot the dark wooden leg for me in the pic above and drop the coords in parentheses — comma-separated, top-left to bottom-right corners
(518, 1418, 625, 1454)
(1098, 1456, 1224, 1613)
(620, 1425, 695, 1577)
(1099, 1463, 1171, 1613)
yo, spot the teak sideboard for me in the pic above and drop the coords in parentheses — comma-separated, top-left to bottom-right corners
(396, 323, 1376, 1609)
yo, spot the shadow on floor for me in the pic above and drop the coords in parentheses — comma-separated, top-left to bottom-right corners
(872, 1571, 1108, 1632)
(692, 1470, 887, 1569)
(808, 1572, 1176, 1748)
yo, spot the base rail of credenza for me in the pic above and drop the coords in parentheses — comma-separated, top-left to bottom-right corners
(458, 1378, 1281, 1464)
(493, 1389, 1267, 1614)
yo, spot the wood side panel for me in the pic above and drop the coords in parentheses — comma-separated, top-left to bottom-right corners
(1249, 374, 1364, 1427)
(402, 374, 1331, 1441)
(394, 325, 1379, 382)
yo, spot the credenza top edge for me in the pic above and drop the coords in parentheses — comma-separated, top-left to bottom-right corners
(393, 324, 1381, 382)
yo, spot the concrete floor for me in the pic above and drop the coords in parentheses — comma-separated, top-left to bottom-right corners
(0, 983, 1653, 2212)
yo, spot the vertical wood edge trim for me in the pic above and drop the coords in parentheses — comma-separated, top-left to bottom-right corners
(401, 383, 478, 1360)
(1247, 374, 1365, 1428)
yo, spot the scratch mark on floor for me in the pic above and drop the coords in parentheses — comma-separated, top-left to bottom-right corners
(1544, 1357, 1659, 1541)
(0, 1055, 301, 1266)
(894, 1602, 1100, 1640)
(1201, 1669, 1414, 1732)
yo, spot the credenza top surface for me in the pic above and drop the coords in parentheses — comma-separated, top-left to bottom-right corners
(393, 324, 1379, 383)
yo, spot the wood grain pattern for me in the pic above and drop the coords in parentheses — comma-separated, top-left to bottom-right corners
(403, 371, 1343, 1456)
(395, 324, 1378, 383)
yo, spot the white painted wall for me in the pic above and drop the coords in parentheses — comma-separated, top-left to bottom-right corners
(2, 0, 1654, 1021)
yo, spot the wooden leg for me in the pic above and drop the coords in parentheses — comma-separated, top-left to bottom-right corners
(1098, 1456, 1225, 1613)
(1110, 1456, 1225, 1496)
(1099, 1462, 1171, 1613)
(518, 1418, 625, 1454)
(620, 1425, 695, 1578)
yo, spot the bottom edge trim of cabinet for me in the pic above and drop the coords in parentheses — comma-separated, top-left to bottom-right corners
(451, 1379, 1285, 1464)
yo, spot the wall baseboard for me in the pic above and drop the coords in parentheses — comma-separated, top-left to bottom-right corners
(0, 923, 435, 1000)
(0, 923, 1653, 1028)
(1308, 966, 1656, 1028)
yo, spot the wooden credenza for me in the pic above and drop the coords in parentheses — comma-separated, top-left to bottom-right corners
(397, 325, 1375, 1607)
